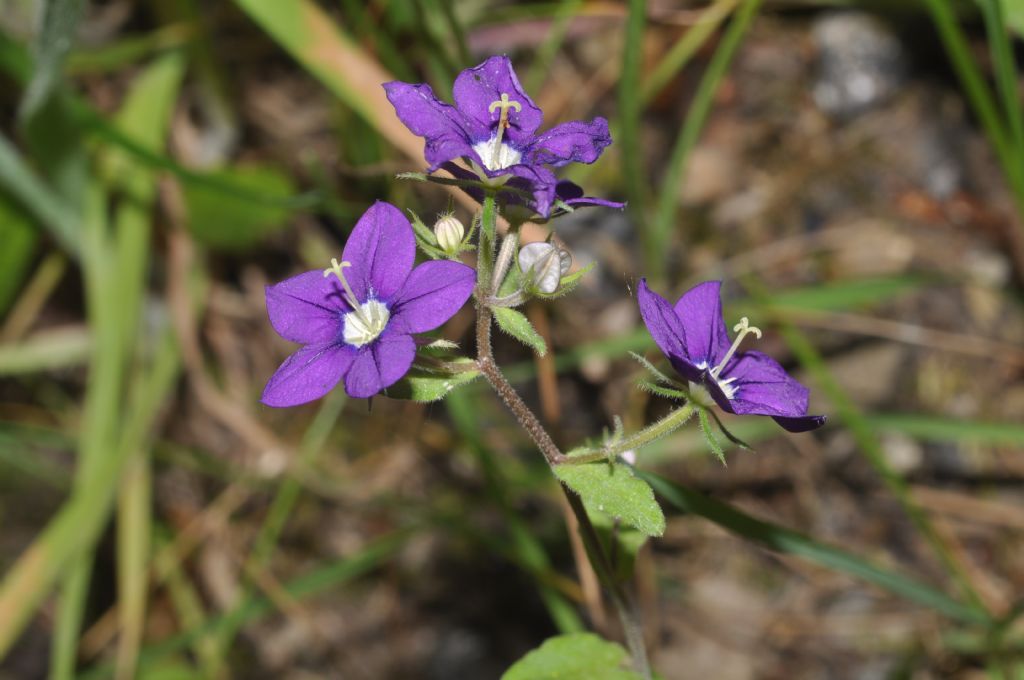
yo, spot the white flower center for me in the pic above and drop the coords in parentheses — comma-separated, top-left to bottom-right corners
(343, 300, 389, 347)
(692, 363, 739, 403)
(473, 138, 522, 171)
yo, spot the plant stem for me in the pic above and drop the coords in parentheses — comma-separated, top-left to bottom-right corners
(474, 192, 652, 678)
(564, 402, 697, 465)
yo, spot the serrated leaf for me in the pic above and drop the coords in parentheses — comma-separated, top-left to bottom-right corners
(492, 306, 547, 356)
(555, 462, 665, 537)
(501, 633, 642, 680)
(698, 408, 726, 466)
(385, 365, 480, 402)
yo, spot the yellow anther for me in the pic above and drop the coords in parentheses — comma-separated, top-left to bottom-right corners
(712, 317, 763, 377)
(488, 93, 522, 117)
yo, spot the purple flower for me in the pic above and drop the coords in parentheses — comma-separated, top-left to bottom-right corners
(637, 280, 826, 433)
(262, 202, 475, 406)
(384, 55, 620, 217)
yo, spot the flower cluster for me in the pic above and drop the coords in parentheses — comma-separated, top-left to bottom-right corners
(261, 54, 824, 437)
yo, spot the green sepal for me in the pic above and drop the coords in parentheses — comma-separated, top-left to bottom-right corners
(637, 380, 688, 401)
(555, 461, 666, 537)
(708, 409, 754, 451)
(532, 261, 596, 300)
(698, 407, 727, 466)
(501, 633, 643, 680)
(385, 362, 480, 402)
(492, 306, 547, 356)
(628, 350, 676, 386)
(406, 208, 448, 260)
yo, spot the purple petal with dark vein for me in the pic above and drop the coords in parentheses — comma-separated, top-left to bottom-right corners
(383, 81, 484, 171)
(265, 270, 346, 344)
(637, 279, 692, 366)
(261, 342, 355, 407)
(344, 331, 416, 398)
(527, 118, 612, 167)
(721, 351, 812, 418)
(453, 56, 542, 143)
(673, 281, 732, 366)
(391, 260, 475, 333)
(341, 201, 415, 303)
(773, 414, 827, 432)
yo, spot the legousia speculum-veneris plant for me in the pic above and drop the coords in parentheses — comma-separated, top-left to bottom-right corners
(262, 55, 825, 679)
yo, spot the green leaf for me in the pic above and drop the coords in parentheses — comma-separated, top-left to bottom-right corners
(492, 306, 547, 356)
(586, 503, 648, 582)
(0, 131, 81, 257)
(640, 471, 990, 625)
(184, 164, 294, 249)
(501, 633, 642, 680)
(555, 462, 665, 537)
(0, 199, 38, 316)
(385, 365, 480, 402)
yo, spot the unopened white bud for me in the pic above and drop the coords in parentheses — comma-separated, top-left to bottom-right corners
(518, 242, 572, 294)
(434, 214, 465, 255)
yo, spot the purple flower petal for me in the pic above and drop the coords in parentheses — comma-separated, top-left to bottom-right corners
(341, 201, 415, 303)
(553, 180, 626, 211)
(508, 164, 559, 217)
(637, 279, 695, 374)
(261, 342, 355, 407)
(673, 281, 732, 366)
(527, 118, 612, 167)
(721, 351, 812, 418)
(452, 56, 542, 144)
(773, 414, 828, 433)
(344, 332, 416, 398)
(390, 260, 475, 333)
(265, 270, 346, 344)
(383, 81, 484, 171)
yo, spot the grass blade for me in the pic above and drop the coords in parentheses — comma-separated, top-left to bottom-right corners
(640, 472, 990, 626)
(619, 0, 647, 220)
(19, 0, 84, 121)
(649, 0, 760, 281)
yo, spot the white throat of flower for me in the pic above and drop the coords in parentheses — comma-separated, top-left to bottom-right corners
(691, 317, 763, 404)
(323, 258, 390, 347)
(473, 92, 523, 172)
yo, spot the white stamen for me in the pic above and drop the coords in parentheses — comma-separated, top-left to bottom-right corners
(711, 317, 762, 377)
(324, 258, 390, 344)
(343, 300, 390, 347)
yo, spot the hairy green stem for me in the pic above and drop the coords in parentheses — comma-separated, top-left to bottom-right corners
(564, 402, 697, 465)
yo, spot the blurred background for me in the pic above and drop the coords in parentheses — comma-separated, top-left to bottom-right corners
(1, 1, 1023, 678)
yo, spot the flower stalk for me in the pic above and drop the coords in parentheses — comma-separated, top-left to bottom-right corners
(474, 194, 652, 679)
